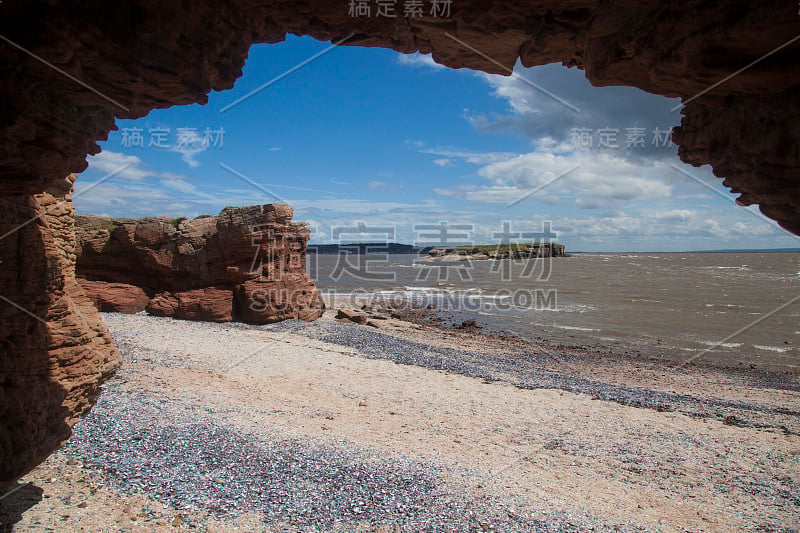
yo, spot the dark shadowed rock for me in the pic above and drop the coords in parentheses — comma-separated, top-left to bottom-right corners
(0, 176, 120, 488)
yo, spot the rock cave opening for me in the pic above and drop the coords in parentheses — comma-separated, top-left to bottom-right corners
(1, 0, 798, 497)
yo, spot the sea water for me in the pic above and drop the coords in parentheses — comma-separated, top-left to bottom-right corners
(311, 252, 800, 371)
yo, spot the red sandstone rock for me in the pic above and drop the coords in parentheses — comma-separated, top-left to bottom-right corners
(147, 287, 234, 322)
(0, 1, 797, 231)
(78, 280, 150, 314)
(76, 204, 325, 325)
(235, 278, 325, 324)
(0, 176, 120, 488)
(336, 309, 363, 322)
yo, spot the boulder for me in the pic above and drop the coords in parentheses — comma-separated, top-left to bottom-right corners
(78, 280, 150, 314)
(234, 278, 325, 324)
(147, 287, 234, 322)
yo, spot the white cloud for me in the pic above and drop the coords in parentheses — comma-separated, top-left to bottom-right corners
(479, 71, 540, 115)
(74, 181, 178, 214)
(86, 150, 199, 182)
(433, 158, 452, 167)
(303, 206, 795, 249)
(419, 147, 517, 165)
(86, 151, 154, 181)
(160, 178, 199, 194)
(309, 203, 448, 221)
(170, 143, 205, 168)
(433, 143, 673, 208)
(470, 63, 682, 165)
(396, 53, 444, 70)
(367, 181, 404, 193)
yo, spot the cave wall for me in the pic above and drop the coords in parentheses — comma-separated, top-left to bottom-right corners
(0, 0, 798, 487)
(0, 176, 119, 487)
(0, 1, 798, 230)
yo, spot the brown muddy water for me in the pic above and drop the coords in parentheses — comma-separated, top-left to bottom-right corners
(311, 252, 800, 371)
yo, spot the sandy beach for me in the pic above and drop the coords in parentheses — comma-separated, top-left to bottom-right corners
(2, 311, 799, 532)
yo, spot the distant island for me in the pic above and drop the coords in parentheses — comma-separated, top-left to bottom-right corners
(308, 243, 433, 255)
(428, 242, 567, 260)
(307, 242, 567, 258)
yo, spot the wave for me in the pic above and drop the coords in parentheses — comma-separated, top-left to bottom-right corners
(550, 324, 600, 332)
(754, 345, 791, 353)
(700, 340, 742, 349)
(698, 265, 750, 271)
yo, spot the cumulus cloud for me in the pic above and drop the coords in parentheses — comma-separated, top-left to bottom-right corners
(396, 53, 445, 70)
(540, 208, 791, 250)
(86, 151, 155, 181)
(302, 205, 793, 250)
(471, 63, 682, 163)
(420, 62, 787, 249)
(433, 141, 672, 209)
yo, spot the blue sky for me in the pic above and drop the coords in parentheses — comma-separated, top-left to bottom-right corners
(75, 35, 799, 252)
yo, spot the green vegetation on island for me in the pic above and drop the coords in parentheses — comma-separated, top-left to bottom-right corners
(428, 242, 567, 259)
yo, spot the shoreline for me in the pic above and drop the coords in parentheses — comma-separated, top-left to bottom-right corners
(313, 252, 800, 373)
(2, 311, 799, 531)
(321, 292, 800, 375)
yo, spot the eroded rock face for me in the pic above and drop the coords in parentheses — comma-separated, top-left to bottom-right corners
(77, 280, 151, 314)
(0, 176, 120, 487)
(147, 287, 236, 323)
(75, 204, 325, 325)
(0, 1, 797, 231)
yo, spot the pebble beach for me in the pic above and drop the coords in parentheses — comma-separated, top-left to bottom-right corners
(2, 311, 799, 531)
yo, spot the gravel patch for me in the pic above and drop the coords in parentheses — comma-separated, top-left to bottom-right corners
(61, 380, 633, 532)
(74, 312, 798, 531)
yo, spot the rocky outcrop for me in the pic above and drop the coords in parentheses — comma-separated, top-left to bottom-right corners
(1, 0, 799, 489)
(75, 204, 325, 325)
(0, 176, 120, 488)
(77, 280, 150, 314)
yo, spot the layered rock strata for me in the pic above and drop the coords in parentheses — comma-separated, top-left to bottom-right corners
(0, 176, 119, 487)
(75, 204, 325, 324)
